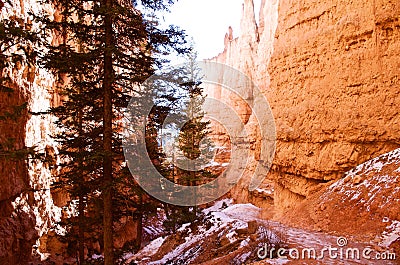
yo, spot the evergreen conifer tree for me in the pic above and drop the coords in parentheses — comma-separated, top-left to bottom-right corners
(37, 0, 186, 263)
(162, 50, 217, 232)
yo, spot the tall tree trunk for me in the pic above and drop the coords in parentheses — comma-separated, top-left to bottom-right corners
(103, 0, 114, 263)
(78, 84, 85, 263)
(77, 29, 85, 265)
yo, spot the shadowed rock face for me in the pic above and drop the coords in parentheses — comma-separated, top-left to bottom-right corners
(0, 208, 38, 264)
(207, 0, 400, 212)
(0, 83, 37, 264)
(0, 4, 37, 259)
(0, 86, 29, 204)
(0, 1, 151, 263)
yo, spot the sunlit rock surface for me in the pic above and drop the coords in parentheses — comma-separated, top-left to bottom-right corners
(205, 0, 280, 208)
(1, 0, 400, 262)
(0, 0, 61, 263)
(207, 0, 400, 215)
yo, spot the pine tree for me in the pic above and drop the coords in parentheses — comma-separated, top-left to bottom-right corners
(162, 50, 217, 232)
(37, 0, 186, 263)
(176, 52, 215, 189)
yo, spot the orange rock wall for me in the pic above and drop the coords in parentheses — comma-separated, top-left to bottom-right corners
(0, 0, 60, 263)
(208, 0, 400, 212)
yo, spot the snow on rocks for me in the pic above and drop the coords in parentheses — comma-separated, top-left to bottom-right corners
(321, 148, 400, 249)
(127, 200, 263, 264)
(135, 237, 166, 260)
(380, 220, 400, 248)
(222, 203, 261, 222)
(327, 148, 400, 212)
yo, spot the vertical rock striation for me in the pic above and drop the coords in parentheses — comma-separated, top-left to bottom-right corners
(207, 0, 400, 214)
(269, 0, 400, 212)
(0, 0, 60, 263)
(205, 0, 280, 206)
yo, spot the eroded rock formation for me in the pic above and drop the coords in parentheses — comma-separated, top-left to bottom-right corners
(0, 0, 60, 263)
(1, 0, 400, 261)
(207, 0, 400, 214)
(1, 1, 145, 263)
(205, 0, 280, 208)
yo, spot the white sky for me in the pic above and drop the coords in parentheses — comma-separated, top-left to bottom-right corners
(163, 0, 261, 60)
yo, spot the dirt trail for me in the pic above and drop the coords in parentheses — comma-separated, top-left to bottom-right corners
(225, 209, 397, 265)
(131, 201, 397, 265)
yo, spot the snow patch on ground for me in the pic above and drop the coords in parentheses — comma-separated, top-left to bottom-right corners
(202, 198, 233, 214)
(322, 148, 400, 253)
(327, 148, 400, 211)
(222, 203, 261, 222)
(226, 230, 238, 243)
(263, 258, 290, 265)
(137, 237, 166, 259)
(177, 223, 191, 232)
(380, 220, 400, 248)
(344, 148, 400, 179)
(256, 187, 274, 196)
(128, 198, 394, 264)
(129, 200, 260, 264)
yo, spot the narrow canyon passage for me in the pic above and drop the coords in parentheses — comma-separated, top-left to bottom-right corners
(0, 0, 399, 264)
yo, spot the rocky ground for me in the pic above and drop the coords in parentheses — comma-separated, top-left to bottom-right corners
(126, 199, 397, 264)
(277, 148, 400, 249)
(124, 148, 400, 265)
